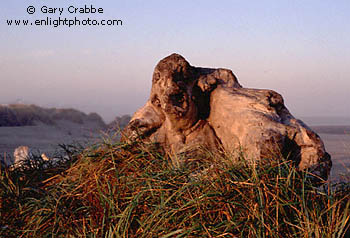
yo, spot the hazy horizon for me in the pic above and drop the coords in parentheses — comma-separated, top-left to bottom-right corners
(1, 1, 349, 122)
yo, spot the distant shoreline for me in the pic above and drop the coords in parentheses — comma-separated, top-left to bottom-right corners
(311, 126, 350, 135)
(300, 116, 350, 127)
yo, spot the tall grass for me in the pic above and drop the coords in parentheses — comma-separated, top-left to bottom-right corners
(0, 137, 349, 237)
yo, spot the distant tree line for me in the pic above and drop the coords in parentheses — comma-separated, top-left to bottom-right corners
(0, 104, 106, 127)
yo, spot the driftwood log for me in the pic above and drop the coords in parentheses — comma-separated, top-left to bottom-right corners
(123, 54, 331, 180)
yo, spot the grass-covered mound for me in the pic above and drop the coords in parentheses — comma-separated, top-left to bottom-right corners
(0, 138, 349, 237)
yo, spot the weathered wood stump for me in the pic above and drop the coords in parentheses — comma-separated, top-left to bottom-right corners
(123, 54, 331, 180)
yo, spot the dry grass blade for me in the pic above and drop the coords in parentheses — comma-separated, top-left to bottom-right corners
(0, 138, 349, 237)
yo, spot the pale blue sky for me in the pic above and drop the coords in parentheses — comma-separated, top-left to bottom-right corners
(0, 1, 349, 122)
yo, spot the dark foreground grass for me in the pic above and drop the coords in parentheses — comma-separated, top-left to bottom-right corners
(0, 138, 349, 237)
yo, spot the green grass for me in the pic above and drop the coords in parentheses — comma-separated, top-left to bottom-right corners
(0, 137, 349, 237)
